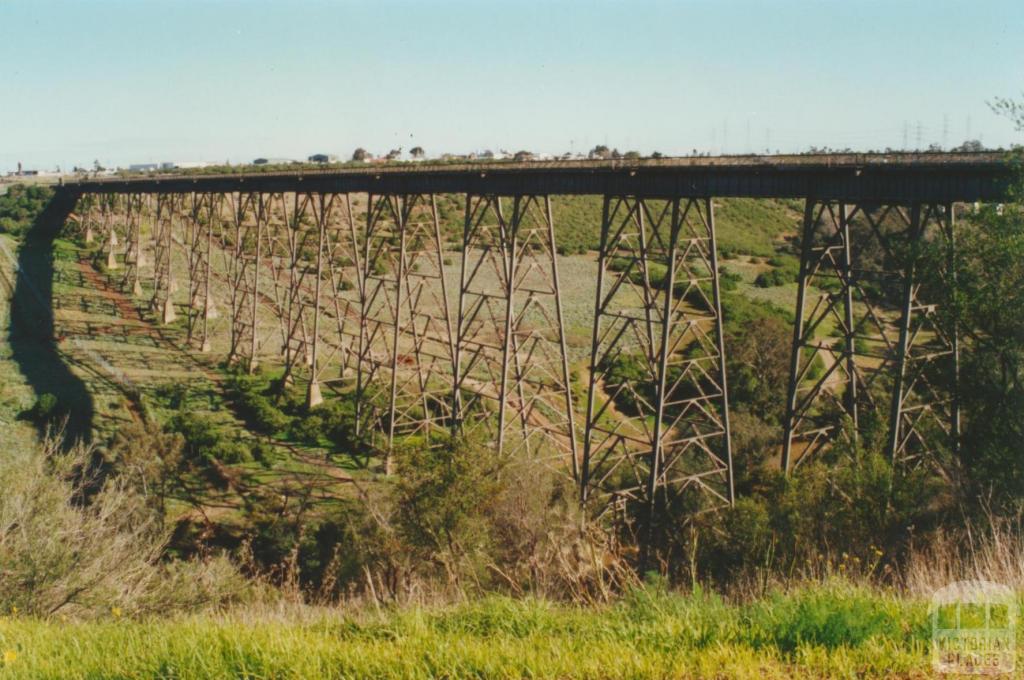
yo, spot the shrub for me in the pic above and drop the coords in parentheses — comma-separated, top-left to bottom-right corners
(154, 382, 189, 408)
(317, 399, 358, 451)
(0, 437, 249, 618)
(167, 411, 263, 466)
(251, 442, 282, 468)
(754, 268, 784, 287)
(288, 412, 325, 445)
(26, 392, 61, 425)
(392, 438, 500, 570)
(209, 439, 254, 465)
(719, 267, 741, 291)
(0, 184, 53, 237)
(225, 375, 292, 436)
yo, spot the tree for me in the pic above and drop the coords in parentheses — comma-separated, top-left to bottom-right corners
(926, 174, 1024, 506)
(727, 315, 791, 423)
(929, 99, 1024, 506)
(589, 145, 611, 160)
(513, 150, 534, 162)
(623, 150, 641, 160)
(953, 140, 986, 152)
(392, 439, 501, 582)
(991, 96, 1024, 130)
(410, 146, 425, 159)
(352, 148, 370, 162)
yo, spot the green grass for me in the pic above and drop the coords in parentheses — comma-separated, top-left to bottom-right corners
(431, 195, 801, 260)
(714, 198, 802, 258)
(0, 582, 950, 678)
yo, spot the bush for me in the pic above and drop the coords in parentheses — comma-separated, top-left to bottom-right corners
(0, 183, 53, 237)
(0, 437, 249, 618)
(288, 412, 325, 445)
(754, 268, 786, 287)
(392, 438, 500, 573)
(209, 439, 254, 465)
(154, 382, 189, 409)
(719, 267, 741, 291)
(251, 442, 282, 468)
(317, 399, 358, 451)
(225, 375, 292, 436)
(26, 392, 61, 425)
(693, 425, 943, 585)
(169, 412, 255, 466)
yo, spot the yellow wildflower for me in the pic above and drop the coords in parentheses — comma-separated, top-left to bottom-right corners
(111, 606, 123, 619)
(2, 650, 16, 665)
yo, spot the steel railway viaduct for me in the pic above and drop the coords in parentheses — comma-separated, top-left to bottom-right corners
(55, 152, 1013, 525)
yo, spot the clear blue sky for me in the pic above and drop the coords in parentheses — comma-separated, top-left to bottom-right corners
(0, 0, 1021, 172)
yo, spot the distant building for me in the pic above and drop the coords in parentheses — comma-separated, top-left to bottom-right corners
(253, 158, 297, 165)
(307, 154, 338, 163)
(129, 163, 160, 172)
(172, 161, 210, 170)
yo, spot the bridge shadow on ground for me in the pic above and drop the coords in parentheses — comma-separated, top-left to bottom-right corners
(8, 190, 94, 448)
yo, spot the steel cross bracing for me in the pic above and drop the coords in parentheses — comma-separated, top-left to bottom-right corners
(60, 164, 993, 528)
(120, 194, 144, 296)
(581, 196, 734, 526)
(95, 195, 120, 271)
(182, 193, 220, 351)
(452, 194, 578, 472)
(224, 193, 269, 370)
(81, 197, 97, 245)
(306, 193, 361, 405)
(781, 200, 959, 470)
(150, 194, 177, 324)
(264, 192, 320, 387)
(352, 193, 455, 470)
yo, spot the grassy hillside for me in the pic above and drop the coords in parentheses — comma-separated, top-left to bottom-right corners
(433, 194, 801, 258)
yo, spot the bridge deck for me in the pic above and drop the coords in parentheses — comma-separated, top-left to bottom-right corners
(59, 152, 1014, 202)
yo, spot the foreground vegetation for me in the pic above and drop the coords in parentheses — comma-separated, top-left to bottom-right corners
(0, 584, 964, 679)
